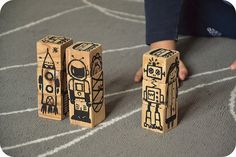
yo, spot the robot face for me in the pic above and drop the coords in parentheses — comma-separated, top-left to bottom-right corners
(147, 65, 163, 80)
(68, 60, 87, 80)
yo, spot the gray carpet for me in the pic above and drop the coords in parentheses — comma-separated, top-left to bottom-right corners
(0, 0, 236, 157)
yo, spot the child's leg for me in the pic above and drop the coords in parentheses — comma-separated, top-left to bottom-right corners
(178, 0, 236, 70)
(178, 0, 236, 38)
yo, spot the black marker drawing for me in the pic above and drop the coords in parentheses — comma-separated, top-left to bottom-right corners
(150, 48, 177, 58)
(91, 53, 103, 112)
(165, 57, 179, 128)
(144, 57, 165, 80)
(38, 49, 59, 115)
(52, 47, 58, 53)
(143, 82, 165, 131)
(68, 58, 91, 123)
(41, 35, 70, 45)
(62, 52, 69, 116)
(72, 42, 99, 52)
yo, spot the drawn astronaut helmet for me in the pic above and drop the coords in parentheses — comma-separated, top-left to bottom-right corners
(68, 59, 88, 80)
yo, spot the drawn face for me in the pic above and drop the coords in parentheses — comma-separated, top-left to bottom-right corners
(147, 65, 163, 80)
(68, 60, 87, 80)
(168, 67, 177, 83)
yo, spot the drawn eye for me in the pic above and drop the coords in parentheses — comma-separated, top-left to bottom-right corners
(156, 69, 160, 75)
(149, 68, 154, 74)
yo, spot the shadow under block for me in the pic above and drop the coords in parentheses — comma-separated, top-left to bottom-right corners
(143, 48, 180, 84)
(37, 35, 73, 71)
(66, 41, 103, 78)
(38, 93, 69, 120)
(37, 68, 67, 95)
(141, 102, 178, 133)
(66, 47, 105, 127)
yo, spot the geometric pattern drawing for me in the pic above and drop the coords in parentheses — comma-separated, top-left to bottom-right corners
(92, 71, 104, 112)
(91, 53, 103, 112)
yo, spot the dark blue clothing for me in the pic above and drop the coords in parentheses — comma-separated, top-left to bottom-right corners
(145, 0, 236, 45)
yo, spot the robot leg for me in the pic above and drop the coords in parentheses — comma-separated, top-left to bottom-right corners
(155, 107, 163, 130)
(144, 104, 151, 128)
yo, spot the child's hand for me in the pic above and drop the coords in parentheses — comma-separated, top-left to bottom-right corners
(230, 60, 236, 70)
(134, 40, 188, 83)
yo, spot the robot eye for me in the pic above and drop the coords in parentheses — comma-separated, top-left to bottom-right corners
(149, 68, 154, 74)
(155, 69, 160, 75)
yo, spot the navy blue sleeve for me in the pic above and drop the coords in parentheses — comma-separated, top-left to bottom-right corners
(145, 0, 183, 45)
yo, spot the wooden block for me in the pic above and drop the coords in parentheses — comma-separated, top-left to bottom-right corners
(141, 102, 178, 133)
(143, 48, 180, 83)
(67, 70, 105, 128)
(37, 68, 67, 95)
(66, 41, 103, 78)
(37, 35, 73, 71)
(38, 92, 69, 120)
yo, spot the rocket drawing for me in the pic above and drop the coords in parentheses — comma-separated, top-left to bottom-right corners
(38, 49, 59, 114)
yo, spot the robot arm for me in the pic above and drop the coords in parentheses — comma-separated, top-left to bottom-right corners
(143, 90, 147, 101)
(68, 79, 75, 104)
(161, 94, 164, 104)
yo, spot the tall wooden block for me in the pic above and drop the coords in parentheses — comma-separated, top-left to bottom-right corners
(141, 103, 178, 133)
(38, 92, 69, 120)
(37, 35, 73, 70)
(36, 35, 72, 120)
(143, 48, 180, 83)
(141, 48, 180, 133)
(66, 42, 105, 128)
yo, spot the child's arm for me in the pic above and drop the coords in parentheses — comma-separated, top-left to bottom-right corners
(150, 40, 176, 50)
(145, 0, 182, 45)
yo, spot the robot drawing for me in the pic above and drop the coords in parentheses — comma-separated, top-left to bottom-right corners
(143, 82, 165, 130)
(143, 57, 167, 130)
(38, 49, 59, 114)
(68, 58, 91, 123)
(144, 57, 166, 80)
